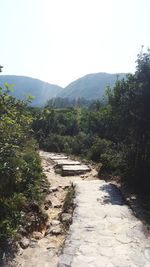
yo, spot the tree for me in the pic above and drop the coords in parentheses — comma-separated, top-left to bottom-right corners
(106, 49, 150, 190)
(0, 65, 3, 72)
(0, 84, 44, 243)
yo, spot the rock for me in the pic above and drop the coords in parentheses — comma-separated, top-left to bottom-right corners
(50, 186, 58, 192)
(61, 213, 72, 223)
(45, 227, 51, 236)
(62, 164, 91, 176)
(49, 225, 62, 235)
(47, 245, 56, 250)
(44, 198, 52, 206)
(18, 226, 27, 236)
(29, 239, 39, 248)
(29, 215, 36, 222)
(20, 211, 26, 218)
(42, 187, 50, 193)
(51, 220, 61, 226)
(45, 167, 51, 172)
(131, 195, 136, 200)
(52, 201, 62, 208)
(32, 231, 43, 240)
(44, 204, 49, 210)
(18, 248, 24, 256)
(20, 237, 30, 249)
(50, 156, 68, 161)
(60, 185, 70, 190)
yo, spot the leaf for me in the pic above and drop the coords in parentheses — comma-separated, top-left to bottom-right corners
(4, 83, 14, 92)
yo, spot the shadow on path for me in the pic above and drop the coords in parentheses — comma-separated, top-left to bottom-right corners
(100, 183, 125, 205)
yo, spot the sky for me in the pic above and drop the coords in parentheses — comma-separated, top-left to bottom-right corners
(0, 0, 150, 87)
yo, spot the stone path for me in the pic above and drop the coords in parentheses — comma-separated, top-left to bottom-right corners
(49, 153, 91, 176)
(13, 152, 150, 267)
(58, 180, 150, 267)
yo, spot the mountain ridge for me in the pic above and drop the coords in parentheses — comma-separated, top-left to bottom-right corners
(58, 72, 126, 100)
(0, 75, 63, 106)
(0, 72, 127, 106)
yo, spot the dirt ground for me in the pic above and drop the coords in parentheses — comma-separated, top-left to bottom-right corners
(12, 151, 97, 267)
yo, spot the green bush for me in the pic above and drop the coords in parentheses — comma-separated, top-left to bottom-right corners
(100, 150, 125, 175)
(88, 138, 112, 162)
(0, 85, 44, 242)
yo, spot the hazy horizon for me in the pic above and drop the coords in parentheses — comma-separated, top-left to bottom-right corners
(0, 71, 127, 88)
(1, 0, 149, 87)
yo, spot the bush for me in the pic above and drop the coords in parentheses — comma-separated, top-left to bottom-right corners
(0, 85, 44, 243)
(100, 150, 125, 175)
(88, 138, 112, 162)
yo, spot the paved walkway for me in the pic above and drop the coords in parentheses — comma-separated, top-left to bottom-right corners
(58, 180, 150, 267)
(13, 151, 96, 267)
(14, 152, 150, 267)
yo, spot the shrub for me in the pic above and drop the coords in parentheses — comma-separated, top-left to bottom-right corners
(88, 138, 112, 162)
(0, 85, 44, 243)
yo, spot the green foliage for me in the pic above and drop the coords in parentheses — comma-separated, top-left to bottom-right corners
(46, 97, 92, 109)
(0, 85, 44, 242)
(62, 186, 75, 213)
(88, 138, 112, 162)
(32, 50, 150, 195)
(100, 149, 125, 176)
(106, 50, 150, 190)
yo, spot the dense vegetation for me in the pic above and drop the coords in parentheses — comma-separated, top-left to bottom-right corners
(1, 50, 150, 258)
(33, 50, 150, 193)
(0, 84, 46, 254)
(46, 97, 92, 109)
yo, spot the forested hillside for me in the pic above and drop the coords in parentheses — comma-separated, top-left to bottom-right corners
(57, 73, 126, 100)
(0, 73, 126, 107)
(0, 75, 62, 106)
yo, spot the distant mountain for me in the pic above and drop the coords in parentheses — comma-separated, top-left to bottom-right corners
(0, 75, 63, 106)
(0, 73, 127, 106)
(58, 73, 126, 100)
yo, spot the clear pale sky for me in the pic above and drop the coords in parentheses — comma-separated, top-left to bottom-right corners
(1, 0, 150, 87)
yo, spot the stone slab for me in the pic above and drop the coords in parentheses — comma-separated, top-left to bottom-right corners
(50, 156, 68, 161)
(58, 180, 150, 267)
(54, 160, 81, 166)
(62, 165, 91, 176)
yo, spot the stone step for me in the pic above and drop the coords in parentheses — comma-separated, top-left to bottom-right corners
(50, 155, 68, 161)
(61, 165, 91, 176)
(54, 160, 81, 167)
